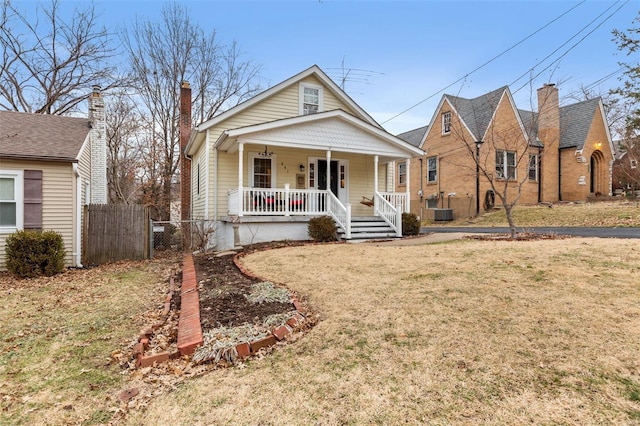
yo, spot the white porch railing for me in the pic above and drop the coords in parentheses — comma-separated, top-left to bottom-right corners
(228, 187, 405, 239)
(327, 190, 351, 239)
(374, 191, 402, 237)
(228, 187, 329, 216)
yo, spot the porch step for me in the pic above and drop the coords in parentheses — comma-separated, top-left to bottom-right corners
(338, 216, 400, 241)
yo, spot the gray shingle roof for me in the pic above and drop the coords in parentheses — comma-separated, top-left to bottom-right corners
(0, 111, 90, 162)
(517, 98, 601, 150)
(559, 98, 599, 149)
(445, 86, 507, 140)
(396, 125, 428, 148)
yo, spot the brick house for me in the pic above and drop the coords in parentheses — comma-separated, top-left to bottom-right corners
(0, 87, 107, 268)
(396, 84, 614, 220)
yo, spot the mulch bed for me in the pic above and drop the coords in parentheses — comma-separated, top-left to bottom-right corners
(194, 241, 309, 333)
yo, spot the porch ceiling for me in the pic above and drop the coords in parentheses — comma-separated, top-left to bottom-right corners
(215, 110, 423, 162)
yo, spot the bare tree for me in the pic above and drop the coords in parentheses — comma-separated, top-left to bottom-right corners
(0, 0, 124, 114)
(448, 92, 539, 239)
(105, 93, 144, 204)
(120, 2, 260, 220)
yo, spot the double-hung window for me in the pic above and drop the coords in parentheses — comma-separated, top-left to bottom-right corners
(442, 112, 451, 134)
(427, 156, 437, 183)
(496, 150, 516, 180)
(528, 154, 538, 181)
(0, 170, 24, 233)
(300, 83, 323, 115)
(398, 163, 406, 186)
(249, 153, 276, 189)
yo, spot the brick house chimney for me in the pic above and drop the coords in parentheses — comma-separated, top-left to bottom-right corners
(180, 81, 192, 221)
(537, 83, 560, 203)
(88, 85, 107, 204)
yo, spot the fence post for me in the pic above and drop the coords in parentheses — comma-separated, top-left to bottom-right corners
(149, 219, 154, 258)
(396, 207, 402, 237)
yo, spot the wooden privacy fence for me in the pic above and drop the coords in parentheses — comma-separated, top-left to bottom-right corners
(83, 204, 150, 265)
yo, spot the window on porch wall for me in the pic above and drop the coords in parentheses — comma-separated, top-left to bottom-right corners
(253, 157, 272, 188)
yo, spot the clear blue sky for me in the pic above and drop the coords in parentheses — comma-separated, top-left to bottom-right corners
(49, 0, 640, 134)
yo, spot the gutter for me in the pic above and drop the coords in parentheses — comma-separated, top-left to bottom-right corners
(73, 164, 83, 268)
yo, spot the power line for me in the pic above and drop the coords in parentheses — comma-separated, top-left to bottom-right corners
(381, 0, 587, 125)
(511, 0, 630, 95)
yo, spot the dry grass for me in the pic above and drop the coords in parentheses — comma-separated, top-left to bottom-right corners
(126, 238, 640, 425)
(431, 200, 640, 227)
(0, 257, 178, 425)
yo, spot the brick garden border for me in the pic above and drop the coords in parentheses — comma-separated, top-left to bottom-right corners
(133, 250, 309, 367)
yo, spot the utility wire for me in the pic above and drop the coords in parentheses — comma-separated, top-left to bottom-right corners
(381, 0, 586, 125)
(511, 0, 630, 94)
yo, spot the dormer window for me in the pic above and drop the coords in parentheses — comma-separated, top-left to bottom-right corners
(442, 112, 451, 134)
(300, 83, 323, 115)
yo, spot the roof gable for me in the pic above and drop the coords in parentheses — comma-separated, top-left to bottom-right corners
(196, 65, 379, 132)
(216, 109, 423, 162)
(446, 86, 508, 141)
(0, 111, 90, 162)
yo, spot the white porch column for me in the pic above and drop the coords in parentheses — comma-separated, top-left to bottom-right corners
(405, 158, 411, 213)
(326, 150, 331, 192)
(374, 155, 379, 215)
(238, 142, 244, 216)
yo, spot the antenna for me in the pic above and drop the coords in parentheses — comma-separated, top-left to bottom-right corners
(326, 57, 385, 93)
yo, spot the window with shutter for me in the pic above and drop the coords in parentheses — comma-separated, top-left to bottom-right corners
(24, 170, 43, 230)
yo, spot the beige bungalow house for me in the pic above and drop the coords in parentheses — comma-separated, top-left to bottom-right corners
(183, 65, 423, 249)
(0, 87, 107, 268)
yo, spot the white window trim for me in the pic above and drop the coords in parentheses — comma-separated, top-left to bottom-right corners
(442, 112, 452, 135)
(528, 154, 539, 181)
(427, 156, 438, 183)
(248, 152, 277, 188)
(299, 83, 324, 115)
(0, 169, 24, 234)
(398, 162, 406, 186)
(496, 150, 517, 180)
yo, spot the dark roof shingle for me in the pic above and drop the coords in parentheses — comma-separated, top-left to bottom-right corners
(0, 110, 90, 162)
(396, 125, 428, 148)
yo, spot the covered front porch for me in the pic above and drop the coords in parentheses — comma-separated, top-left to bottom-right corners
(215, 110, 423, 243)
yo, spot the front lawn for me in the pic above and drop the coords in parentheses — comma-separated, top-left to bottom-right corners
(126, 238, 640, 424)
(0, 257, 178, 425)
(430, 199, 640, 227)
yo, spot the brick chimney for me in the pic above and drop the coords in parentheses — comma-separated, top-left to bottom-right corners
(537, 83, 560, 202)
(88, 85, 107, 204)
(180, 81, 192, 221)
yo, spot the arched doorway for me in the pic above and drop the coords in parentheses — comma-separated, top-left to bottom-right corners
(590, 150, 606, 195)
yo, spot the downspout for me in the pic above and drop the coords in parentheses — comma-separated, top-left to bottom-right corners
(73, 164, 83, 268)
(537, 147, 542, 203)
(205, 129, 211, 218)
(419, 157, 423, 220)
(558, 148, 562, 201)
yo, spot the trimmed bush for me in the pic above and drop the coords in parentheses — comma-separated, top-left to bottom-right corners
(5, 230, 66, 278)
(308, 216, 338, 242)
(402, 212, 420, 236)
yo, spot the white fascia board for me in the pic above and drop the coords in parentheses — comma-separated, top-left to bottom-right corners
(236, 136, 412, 160)
(224, 110, 423, 156)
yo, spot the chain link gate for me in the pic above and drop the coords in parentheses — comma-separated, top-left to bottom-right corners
(150, 219, 216, 256)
